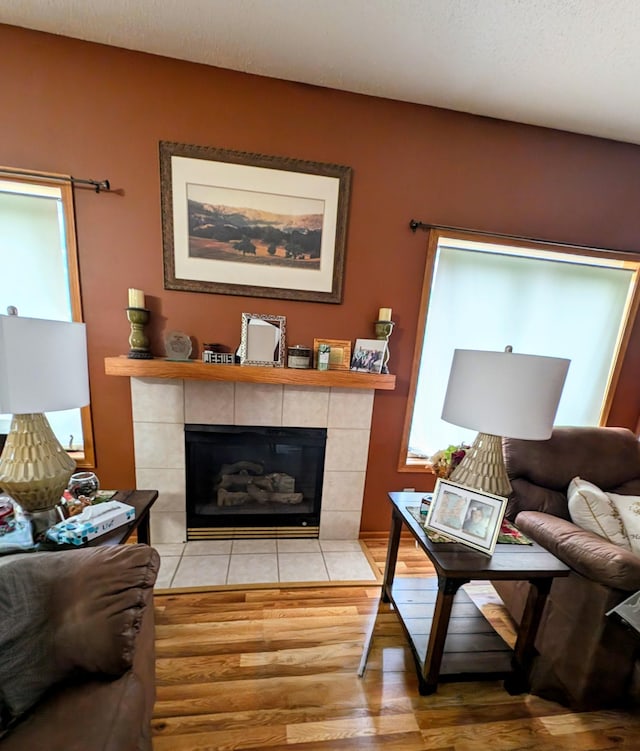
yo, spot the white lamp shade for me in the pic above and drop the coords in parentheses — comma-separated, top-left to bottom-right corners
(442, 348, 570, 440)
(0, 315, 89, 414)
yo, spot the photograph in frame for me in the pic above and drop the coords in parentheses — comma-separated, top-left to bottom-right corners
(350, 338, 387, 374)
(160, 141, 352, 303)
(424, 478, 508, 555)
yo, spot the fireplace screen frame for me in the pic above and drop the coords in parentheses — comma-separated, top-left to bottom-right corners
(185, 424, 327, 536)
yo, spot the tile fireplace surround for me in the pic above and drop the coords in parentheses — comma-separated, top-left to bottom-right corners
(128, 375, 381, 544)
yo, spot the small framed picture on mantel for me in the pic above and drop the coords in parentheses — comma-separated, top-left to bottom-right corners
(350, 338, 387, 374)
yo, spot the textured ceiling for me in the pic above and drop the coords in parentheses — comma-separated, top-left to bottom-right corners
(2, 0, 640, 144)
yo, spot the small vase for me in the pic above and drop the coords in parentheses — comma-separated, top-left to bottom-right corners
(68, 471, 100, 501)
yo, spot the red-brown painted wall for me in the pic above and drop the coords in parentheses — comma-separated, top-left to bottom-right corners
(3, 24, 640, 530)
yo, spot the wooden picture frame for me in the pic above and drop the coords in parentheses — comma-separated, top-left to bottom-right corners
(424, 479, 507, 556)
(313, 338, 352, 370)
(160, 141, 352, 303)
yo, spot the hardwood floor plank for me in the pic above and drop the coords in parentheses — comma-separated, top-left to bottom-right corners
(152, 536, 639, 751)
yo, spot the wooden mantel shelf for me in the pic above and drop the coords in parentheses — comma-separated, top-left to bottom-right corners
(104, 356, 396, 390)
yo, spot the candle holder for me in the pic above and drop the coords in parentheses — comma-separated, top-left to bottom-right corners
(127, 307, 153, 359)
(374, 319, 395, 374)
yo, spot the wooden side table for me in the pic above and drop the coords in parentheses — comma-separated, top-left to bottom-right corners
(360, 491, 570, 695)
(85, 489, 158, 546)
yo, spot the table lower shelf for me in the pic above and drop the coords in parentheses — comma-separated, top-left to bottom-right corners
(388, 577, 513, 681)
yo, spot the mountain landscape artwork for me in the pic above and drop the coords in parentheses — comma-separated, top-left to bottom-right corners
(187, 183, 324, 270)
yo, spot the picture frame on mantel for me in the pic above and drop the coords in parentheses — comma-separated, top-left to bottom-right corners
(159, 141, 352, 303)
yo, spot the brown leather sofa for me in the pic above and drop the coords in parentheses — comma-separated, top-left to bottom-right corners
(0, 543, 159, 750)
(493, 426, 640, 709)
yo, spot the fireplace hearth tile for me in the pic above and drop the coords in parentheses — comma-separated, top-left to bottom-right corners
(134, 422, 185, 469)
(136, 468, 185, 511)
(184, 540, 232, 555)
(155, 555, 181, 588)
(328, 388, 374, 429)
(320, 511, 361, 540)
(278, 552, 329, 582)
(185, 380, 234, 425)
(131, 378, 184, 423)
(322, 471, 366, 511)
(277, 539, 322, 553)
(227, 553, 278, 584)
(323, 551, 377, 581)
(153, 543, 185, 557)
(282, 386, 329, 427)
(319, 540, 364, 552)
(172, 555, 230, 587)
(150, 510, 186, 543)
(231, 539, 277, 554)
(235, 383, 283, 426)
(324, 429, 370, 471)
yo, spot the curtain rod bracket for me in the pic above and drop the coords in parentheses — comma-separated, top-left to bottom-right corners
(409, 219, 429, 233)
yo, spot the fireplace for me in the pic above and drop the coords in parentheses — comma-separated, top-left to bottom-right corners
(185, 424, 327, 538)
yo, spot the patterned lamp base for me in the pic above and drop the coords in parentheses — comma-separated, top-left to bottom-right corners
(0, 413, 76, 512)
(449, 432, 512, 498)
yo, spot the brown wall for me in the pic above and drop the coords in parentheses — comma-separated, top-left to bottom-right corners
(3, 24, 640, 531)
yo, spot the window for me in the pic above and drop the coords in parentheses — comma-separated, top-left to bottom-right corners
(399, 228, 640, 470)
(0, 173, 95, 466)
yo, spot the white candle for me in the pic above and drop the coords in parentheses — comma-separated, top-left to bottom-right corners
(378, 307, 392, 321)
(128, 288, 145, 308)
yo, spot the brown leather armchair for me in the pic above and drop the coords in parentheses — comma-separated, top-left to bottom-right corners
(493, 426, 640, 709)
(0, 543, 159, 750)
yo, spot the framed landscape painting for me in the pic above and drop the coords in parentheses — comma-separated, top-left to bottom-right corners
(160, 141, 352, 303)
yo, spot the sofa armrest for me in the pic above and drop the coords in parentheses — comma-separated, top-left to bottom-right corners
(0, 544, 159, 729)
(515, 510, 640, 591)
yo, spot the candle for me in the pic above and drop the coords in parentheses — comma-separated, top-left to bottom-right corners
(378, 307, 392, 321)
(128, 288, 145, 308)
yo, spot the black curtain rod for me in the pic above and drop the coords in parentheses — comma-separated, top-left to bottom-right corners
(0, 167, 110, 193)
(408, 219, 637, 256)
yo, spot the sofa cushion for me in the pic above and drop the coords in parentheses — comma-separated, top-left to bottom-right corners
(607, 493, 640, 555)
(0, 544, 158, 730)
(567, 477, 630, 549)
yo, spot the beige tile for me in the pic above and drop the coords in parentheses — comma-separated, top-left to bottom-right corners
(319, 511, 362, 540)
(172, 555, 230, 587)
(328, 388, 374, 429)
(321, 471, 366, 511)
(278, 552, 328, 582)
(131, 377, 184, 423)
(150, 510, 186, 544)
(235, 383, 283, 426)
(319, 539, 364, 552)
(324, 429, 370, 471)
(155, 555, 180, 588)
(184, 380, 235, 425)
(133, 422, 184, 469)
(277, 539, 321, 553)
(135, 468, 184, 512)
(282, 386, 329, 427)
(226, 553, 279, 584)
(184, 540, 232, 555)
(232, 539, 277, 554)
(153, 543, 185, 557)
(323, 551, 377, 581)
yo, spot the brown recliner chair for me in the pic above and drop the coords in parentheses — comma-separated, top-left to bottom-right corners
(493, 426, 640, 709)
(0, 543, 159, 750)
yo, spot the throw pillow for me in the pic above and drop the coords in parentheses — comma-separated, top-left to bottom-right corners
(606, 492, 640, 555)
(567, 477, 631, 549)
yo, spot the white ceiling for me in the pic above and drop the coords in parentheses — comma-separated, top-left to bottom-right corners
(3, 0, 640, 145)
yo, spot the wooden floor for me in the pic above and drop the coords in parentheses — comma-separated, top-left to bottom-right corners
(152, 535, 640, 750)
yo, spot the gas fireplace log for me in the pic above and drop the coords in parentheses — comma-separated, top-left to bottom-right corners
(218, 474, 273, 491)
(245, 484, 304, 504)
(219, 461, 264, 476)
(270, 492, 304, 504)
(217, 488, 251, 506)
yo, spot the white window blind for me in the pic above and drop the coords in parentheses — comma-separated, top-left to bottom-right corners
(408, 238, 635, 459)
(0, 181, 84, 450)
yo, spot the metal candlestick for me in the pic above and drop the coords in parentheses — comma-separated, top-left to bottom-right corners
(374, 319, 395, 374)
(126, 307, 153, 359)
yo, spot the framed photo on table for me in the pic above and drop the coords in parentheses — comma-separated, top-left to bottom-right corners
(160, 141, 352, 303)
(424, 479, 507, 555)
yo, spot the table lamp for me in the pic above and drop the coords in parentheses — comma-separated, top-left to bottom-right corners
(0, 313, 90, 512)
(441, 347, 570, 497)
